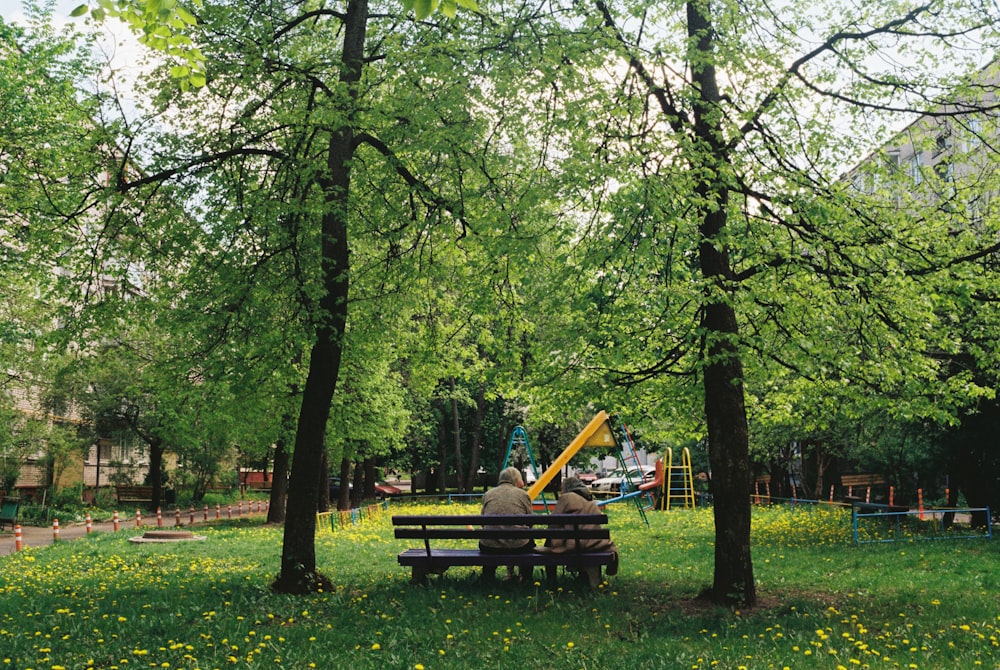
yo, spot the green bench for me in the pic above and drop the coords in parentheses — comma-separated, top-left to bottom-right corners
(0, 499, 20, 530)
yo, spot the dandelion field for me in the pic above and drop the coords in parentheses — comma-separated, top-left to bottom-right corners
(0, 502, 997, 669)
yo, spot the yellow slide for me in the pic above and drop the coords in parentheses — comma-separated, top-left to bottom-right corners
(525, 411, 620, 499)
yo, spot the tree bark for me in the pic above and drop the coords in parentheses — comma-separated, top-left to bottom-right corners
(273, 0, 367, 594)
(450, 377, 464, 493)
(267, 435, 289, 524)
(467, 386, 486, 493)
(688, 0, 756, 607)
(436, 399, 448, 493)
(338, 457, 353, 510)
(148, 436, 164, 512)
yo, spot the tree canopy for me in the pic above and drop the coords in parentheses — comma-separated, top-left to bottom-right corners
(4, 0, 1000, 606)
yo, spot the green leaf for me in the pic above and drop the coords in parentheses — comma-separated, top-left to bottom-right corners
(70, 4, 89, 17)
(169, 65, 190, 79)
(189, 72, 206, 88)
(440, 0, 456, 18)
(413, 0, 435, 20)
(176, 7, 198, 26)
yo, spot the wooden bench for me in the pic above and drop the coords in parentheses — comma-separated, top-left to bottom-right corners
(392, 513, 617, 587)
(840, 474, 886, 502)
(0, 499, 19, 531)
(115, 485, 154, 507)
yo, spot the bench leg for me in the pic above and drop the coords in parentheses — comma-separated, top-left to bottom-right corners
(582, 566, 601, 588)
(411, 567, 429, 585)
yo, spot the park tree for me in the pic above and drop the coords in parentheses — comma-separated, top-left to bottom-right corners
(78, 0, 537, 594)
(512, 0, 1000, 607)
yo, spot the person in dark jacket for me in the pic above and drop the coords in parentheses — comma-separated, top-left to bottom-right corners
(480, 466, 533, 581)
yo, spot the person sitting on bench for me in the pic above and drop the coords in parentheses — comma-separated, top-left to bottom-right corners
(539, 476, 619, 576)
(479, 466, 534, 581)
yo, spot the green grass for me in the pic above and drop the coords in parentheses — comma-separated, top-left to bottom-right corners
(1, 502, 997, 669)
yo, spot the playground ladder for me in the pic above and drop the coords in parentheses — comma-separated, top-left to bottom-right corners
(616, 421, 653, 525)
(661, 446, 696, 510)
(502, 426, 551, 511)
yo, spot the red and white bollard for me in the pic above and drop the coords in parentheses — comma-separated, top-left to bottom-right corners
(86, 513, 92, 534)
(135, 509, 142, 527)
(156, 507, 163, 527)
(189, 507, 195, 525)
(265, 500, 269, 514)
(175, 508, 181, 527)
(238, 501, 244, 517)
(14, 525, 22, 551)
(829, 485, 834, 503)
(52, 518, 60, 542)
(227, 504, 233, 519)
(918, 488, 925, 520)
(113, 510, 120, 532)
(889, 486, 895, 507)
(203, 505, 209, 522)
(215, 503, 221, 520)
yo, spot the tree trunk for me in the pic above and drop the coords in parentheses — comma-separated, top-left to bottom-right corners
(351, 460, 364, 507)
(337, 457, 353, 510)
(318, 446, 330, 512)
(363, 456, 376, 499)
(450, 377, 464, 493)
(688, 0, 756, 607)
(267, 435, 289, 524)
(272, 0, 367, 594)
(467, 386, 486, 493)
(437, 401, 448, 493)
(148, 437, 164, 512)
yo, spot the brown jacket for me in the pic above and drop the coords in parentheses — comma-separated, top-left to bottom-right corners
(544, 491, 618, 554)
(480, 480, 533, 551)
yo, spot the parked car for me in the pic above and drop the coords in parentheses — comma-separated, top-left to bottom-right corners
(374, 481, 403, 497)
(328, 477, 353, 499)
(576, 471, 599, 485)
(590, 465, 656, 496)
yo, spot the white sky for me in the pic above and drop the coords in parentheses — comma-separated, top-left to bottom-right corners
(1, 0, 148, 70)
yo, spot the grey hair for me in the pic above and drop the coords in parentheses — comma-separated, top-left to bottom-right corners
(497, 466, 524, 487)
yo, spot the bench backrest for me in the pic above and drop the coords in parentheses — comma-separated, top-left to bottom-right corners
(0, 499, 18, 520)
(840, 474, 885, 487)
(392, 514, 610, 542)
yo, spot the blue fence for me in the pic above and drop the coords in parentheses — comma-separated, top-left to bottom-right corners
(852, 505, 992, 544)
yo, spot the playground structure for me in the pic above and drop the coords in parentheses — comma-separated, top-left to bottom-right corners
(502, 411, 696, 523)
(661, 446, 696, 511)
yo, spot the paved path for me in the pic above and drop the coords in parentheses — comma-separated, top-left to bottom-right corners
(2, 505, 269, 555)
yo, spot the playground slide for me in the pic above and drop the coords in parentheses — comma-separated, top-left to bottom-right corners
(525, 411, 619, 499)
(638, 458, 664, 491)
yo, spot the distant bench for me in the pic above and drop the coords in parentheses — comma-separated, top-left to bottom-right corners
(115, 485, 154, 508)
(0, 499, 19, 530)
(840, 474, 886, 502)
(392, 513, 617, 587)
